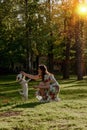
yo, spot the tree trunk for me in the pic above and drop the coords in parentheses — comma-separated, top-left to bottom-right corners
(74, 20, 83, 80)
(62, 38, 70, 79)
(25, 0, 32, 73)
(62, 16, 71, 79)
(47, 38, 54, 73)
(47, 0, 54, 73)
(36, 56, 39, 74)
(73, 0, 83, 80)
(48, 53, 54, 73)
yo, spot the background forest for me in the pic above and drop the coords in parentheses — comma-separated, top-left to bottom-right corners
(0, 0, 87, 80)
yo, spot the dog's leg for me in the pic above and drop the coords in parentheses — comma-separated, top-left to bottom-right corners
(26, 79, 31, 83)
(19, 91, 23, 95)
(22, 85, 28, 101)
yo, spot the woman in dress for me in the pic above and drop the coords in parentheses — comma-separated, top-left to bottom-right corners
(21, 64, 60, 102)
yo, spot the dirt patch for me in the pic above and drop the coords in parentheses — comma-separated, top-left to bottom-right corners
(0, 110, 22, 117)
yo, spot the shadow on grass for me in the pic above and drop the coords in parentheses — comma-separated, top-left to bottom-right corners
(62, 83, 87, 89)
(59, 76, 87, 85)
(59, 79, 77, 85)
(0, 83, 19, 93)
(61, 87, 87, 100)
(13, 101, 42, 108)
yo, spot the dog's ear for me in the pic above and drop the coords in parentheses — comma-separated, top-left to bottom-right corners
(16, 73, 22, 81)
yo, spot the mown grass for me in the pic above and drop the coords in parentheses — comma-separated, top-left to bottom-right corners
(0, 75, 87, 130)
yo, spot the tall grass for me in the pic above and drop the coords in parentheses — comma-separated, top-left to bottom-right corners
(0, 75, 87, 130)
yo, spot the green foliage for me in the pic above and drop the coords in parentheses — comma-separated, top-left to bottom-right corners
(0, 0, 87, 77)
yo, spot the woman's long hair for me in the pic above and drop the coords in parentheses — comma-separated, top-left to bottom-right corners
(39, 64, 48, 81)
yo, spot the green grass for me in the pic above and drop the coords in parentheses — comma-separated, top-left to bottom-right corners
(0, 75, 87, 130)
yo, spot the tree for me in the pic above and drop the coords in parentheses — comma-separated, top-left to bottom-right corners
(73, 0, 84, 80)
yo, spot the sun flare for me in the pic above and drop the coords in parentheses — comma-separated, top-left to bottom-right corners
(77, 4, 87, 15)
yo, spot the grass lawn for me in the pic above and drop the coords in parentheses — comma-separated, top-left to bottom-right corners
(0, 74, 87, 130)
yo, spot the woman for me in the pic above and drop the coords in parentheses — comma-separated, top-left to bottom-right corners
(21, 64, 60, 102)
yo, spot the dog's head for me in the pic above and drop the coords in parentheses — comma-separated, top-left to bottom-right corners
(16, 73, 23, 82)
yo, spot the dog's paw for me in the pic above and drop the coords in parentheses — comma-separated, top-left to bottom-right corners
(19, 90, 23, 95)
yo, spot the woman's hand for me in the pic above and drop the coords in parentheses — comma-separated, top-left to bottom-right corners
(20, 71, 40, 80)
(20, 71, 26, 76)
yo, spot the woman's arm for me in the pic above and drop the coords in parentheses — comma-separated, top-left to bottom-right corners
(34, 84, 50, 89)
(21, 71, 40, 80)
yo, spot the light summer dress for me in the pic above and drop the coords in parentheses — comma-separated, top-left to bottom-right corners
(44, 74, 60, 101)
(36, 74, 60, 102)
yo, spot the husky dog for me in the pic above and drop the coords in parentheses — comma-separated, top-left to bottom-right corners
(16, 73, 31, 101)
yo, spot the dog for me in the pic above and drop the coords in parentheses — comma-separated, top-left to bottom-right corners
(16, 73, 31, 101)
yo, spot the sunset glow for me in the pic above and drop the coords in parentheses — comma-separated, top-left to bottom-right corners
(77, 4, 87, 16)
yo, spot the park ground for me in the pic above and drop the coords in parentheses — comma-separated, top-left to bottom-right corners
(0, 75, 87, 130)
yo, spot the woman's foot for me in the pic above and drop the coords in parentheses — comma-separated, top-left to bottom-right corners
(36, 95, 42, 101)
(54, 97, 61, 102)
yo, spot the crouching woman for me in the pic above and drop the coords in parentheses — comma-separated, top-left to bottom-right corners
(21, 64, 60, 102)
